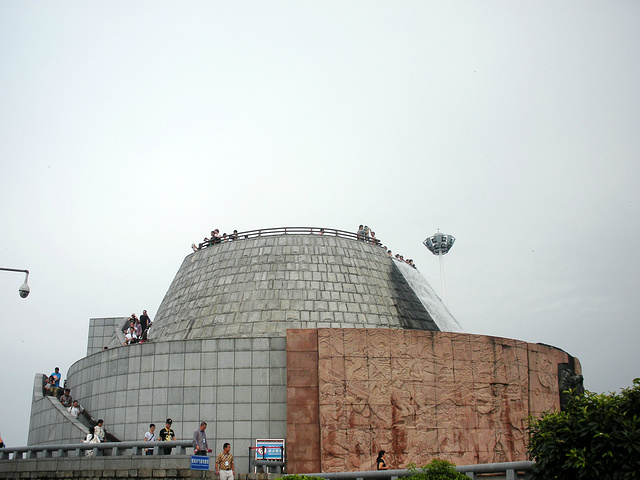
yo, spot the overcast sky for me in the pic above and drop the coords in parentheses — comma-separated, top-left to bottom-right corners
(1, 1, 639, 447)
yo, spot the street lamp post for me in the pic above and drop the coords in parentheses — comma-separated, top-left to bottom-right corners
(0, 267, 31, 298)
(423, 231, 455, 304)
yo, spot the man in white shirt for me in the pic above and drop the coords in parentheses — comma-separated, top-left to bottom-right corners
(144, 424, 156, 455)
(68, 400, 83, 418)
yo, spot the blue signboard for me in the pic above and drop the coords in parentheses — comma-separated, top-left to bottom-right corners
(255, 439, 285, 461)
(191, 455, 210, 470)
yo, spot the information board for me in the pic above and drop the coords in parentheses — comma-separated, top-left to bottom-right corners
(191, 455, 210, 470)
(254, 438, 285, 460)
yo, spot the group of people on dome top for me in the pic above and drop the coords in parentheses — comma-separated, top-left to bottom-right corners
(358, 224, 417, 269)
(122, 311, 152, 345)
(189, 224, 417, 268)
(192, 229, 240, 251)
(390, 251, 416, 268)
(356, 225, 380, 244)
(44, 366, 63, 398)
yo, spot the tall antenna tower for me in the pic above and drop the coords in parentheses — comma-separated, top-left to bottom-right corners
(423, 231, 455, 304)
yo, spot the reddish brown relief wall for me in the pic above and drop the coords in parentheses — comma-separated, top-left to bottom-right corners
(286, 328, 579, 473)
(286, 329, 321, 474)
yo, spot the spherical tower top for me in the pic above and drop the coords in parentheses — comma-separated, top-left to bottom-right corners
(423, 231, 455, 256)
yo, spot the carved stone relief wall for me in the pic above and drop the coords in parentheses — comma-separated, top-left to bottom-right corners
(287, 329, 322, 473)
(286, 329, 581, 473)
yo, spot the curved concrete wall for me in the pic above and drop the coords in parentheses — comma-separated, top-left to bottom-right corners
(27, 337, 287, 472)
(27, 375, 88, 445)
(150, 234, 440, 342)
(28, 328, 581, 473)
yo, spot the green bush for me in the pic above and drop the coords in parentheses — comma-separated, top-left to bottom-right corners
(278, 460, 466, 480)
(528, 378, 640, 479)
(405, 459, 468, 480)
(278, 475, 319, 480)
(276, 473, 321, 480)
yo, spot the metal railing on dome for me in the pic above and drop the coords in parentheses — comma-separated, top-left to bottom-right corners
(193, 226, 382, 250)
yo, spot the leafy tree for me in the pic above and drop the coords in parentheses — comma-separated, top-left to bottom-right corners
(528, 378, 640, 480)
(405, 459, 468, 480)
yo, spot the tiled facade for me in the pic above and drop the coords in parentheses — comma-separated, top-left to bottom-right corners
(28, 375, 87, 445)
(29, 337, 287, 473)
(86, 317, 127, 355)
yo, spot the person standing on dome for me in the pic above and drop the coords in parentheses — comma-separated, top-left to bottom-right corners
(140, 310, 152, 341)
(50, 367, 61, 389)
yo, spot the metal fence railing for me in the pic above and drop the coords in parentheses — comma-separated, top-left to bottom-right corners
(193, 226, 382, 250)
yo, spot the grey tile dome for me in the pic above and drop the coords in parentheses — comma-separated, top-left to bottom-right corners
(150, 233, 441, 342)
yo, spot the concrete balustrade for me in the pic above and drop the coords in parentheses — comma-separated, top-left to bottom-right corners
(0, 440, 193, 459)
(301, 461, 534, 480)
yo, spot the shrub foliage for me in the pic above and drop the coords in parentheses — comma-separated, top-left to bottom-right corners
(528, 378, 640, 479)
(278, 475, 318, 480)
(406, 459, 468, 480)
(278, 460, 466, 480)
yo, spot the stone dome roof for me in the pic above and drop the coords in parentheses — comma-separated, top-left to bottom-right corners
(150, 232, 446, 342)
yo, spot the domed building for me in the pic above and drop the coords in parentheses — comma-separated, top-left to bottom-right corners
(28, 227, 581, 473)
